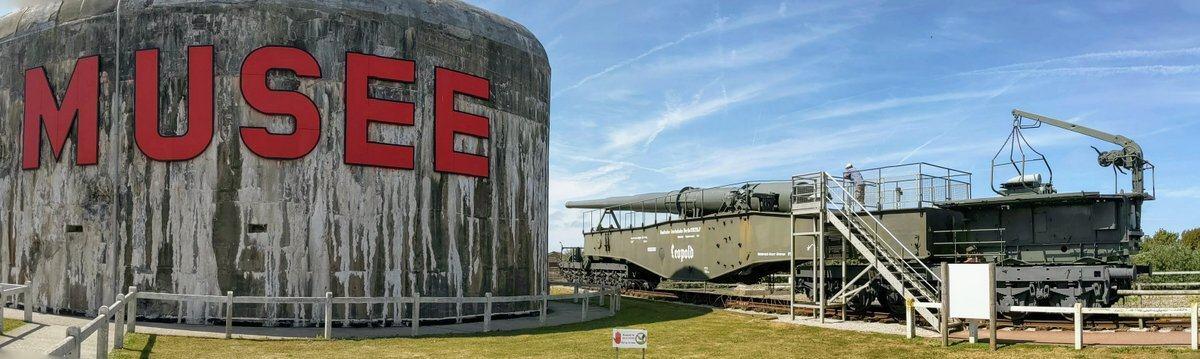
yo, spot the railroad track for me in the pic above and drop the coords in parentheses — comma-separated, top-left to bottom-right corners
(620, 287, 1194, 331)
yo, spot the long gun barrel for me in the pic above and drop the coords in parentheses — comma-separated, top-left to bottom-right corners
(565, 182, 794, 217)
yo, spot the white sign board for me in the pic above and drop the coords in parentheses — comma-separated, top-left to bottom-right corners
(947, 263, 993, 320)
(612, 328, 648, 349)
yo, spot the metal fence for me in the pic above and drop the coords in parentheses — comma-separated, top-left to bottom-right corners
(46, 283, 619, 359)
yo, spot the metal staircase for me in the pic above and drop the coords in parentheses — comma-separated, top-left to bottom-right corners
(791, 172, 942, 327)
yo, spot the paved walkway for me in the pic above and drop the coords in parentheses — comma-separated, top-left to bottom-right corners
(0, 300, 615, 358)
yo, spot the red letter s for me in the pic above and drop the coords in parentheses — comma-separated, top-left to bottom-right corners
(239, 46, 322, 159)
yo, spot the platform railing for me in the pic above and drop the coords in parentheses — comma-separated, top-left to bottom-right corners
(45, 284, 618, 358)
(842, 162, 972, 211)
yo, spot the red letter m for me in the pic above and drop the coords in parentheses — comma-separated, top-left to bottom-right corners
(23, 56, 100, 169)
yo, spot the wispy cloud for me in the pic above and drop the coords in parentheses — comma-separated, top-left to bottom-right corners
(968, 65, 1200, 77)
(602, 72, 818, 152)
(640, 25, 853, 75)
(969, 47, 1200, 73)
(1158, 186, 1200, 199)
(550, 1, 864, 99)
(958, 46, 1200, 78)
(802, 89, 1006, 122)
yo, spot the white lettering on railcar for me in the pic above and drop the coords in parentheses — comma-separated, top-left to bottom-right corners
(670, 244, 694, 262)
(659, 227, 700, 236)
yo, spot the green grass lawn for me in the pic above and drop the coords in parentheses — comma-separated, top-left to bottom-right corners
(2, 318, 23, 332)
(113, 298, 1196, 358)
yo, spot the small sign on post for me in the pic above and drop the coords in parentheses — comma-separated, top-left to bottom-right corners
(947, 263, 997, 350)
(612, 328, 647, 358)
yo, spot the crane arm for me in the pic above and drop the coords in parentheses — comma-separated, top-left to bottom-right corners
(1011, 110, 1142, 156)
(1011, 109, 1146, 194)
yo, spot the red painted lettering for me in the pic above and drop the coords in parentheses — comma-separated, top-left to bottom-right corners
(22, 56, 100, 169)
(344, 52, 416, 169)
(135, 46, 215, 161)
(434, 67, 491, 177)
(239, 46, 322, 159)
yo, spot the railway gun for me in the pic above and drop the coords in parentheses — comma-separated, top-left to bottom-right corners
(562, 109, 1154, 324)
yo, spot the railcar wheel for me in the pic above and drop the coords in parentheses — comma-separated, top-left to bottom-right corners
(876, 288, 907, 318)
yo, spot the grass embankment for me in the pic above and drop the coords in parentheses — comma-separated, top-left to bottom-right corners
(113, 298, 1194, 358)
(2, 318, 23, 332)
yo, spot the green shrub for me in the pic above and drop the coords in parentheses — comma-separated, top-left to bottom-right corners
(1134, 229, 1200, 272)
(1182, 228, 1200, 250)
(1142, 229, 1179, 250)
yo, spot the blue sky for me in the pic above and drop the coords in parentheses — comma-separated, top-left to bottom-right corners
(465, 0, 1200, 247)
(3, 1, 1197, 247)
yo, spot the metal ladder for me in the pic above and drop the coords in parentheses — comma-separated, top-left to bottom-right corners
(791, 172, 942, 327)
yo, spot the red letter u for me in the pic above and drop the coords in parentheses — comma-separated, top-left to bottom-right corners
(134, 46, 215, 161)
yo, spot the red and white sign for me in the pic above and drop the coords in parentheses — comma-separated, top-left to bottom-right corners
(612, 328, 647, 349)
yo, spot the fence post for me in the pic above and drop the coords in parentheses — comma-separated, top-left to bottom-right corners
(1073, 302, 1083, 350)
(609, 290, 616, 316)
(114, 294, 125, 349)
(395, 297, 404, 327)
(97, 306, 110, 359)
(582, 293, 589, 321)
(905, 297, 914, 339)
(324, 292, 333, 340)
(0, 292, 5, 335)
(968, 321, 978, 344)
(23, 280, 32, 322)
(225, 291, 234, 339)
(411, 292, 421, 337)
(600, 286, 606, 306)
(616, 289, 621, 311)
(1192, 303, 1198, 350)
(939, 263, 949, 347)
(456, 296, 464, 324)
(126, 286, 137, 333)
(67, 326, 81, 359)
(484, 292, 492, 332)
(573, 284, 579, 303)
(539, 294, 547, 326)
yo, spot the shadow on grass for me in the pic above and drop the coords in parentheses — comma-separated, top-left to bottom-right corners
(138, 334, 157, 359)
(0, 322, 44, 348)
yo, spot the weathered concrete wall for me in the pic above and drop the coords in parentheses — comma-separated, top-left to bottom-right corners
(0, 0, 548, 323)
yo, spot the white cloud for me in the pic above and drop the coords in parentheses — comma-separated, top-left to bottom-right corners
(1157, 187, 1200, 199)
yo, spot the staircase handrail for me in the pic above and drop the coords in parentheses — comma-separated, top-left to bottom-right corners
(822, 173, 942, 284)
